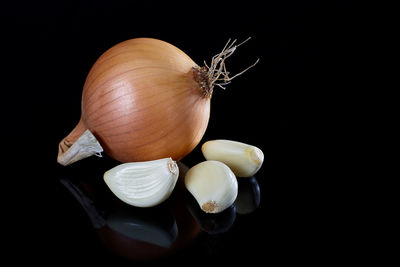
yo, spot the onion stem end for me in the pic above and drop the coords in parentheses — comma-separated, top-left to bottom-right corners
(57, 129, 103, 166)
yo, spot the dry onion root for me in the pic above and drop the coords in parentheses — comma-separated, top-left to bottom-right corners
(58, 37, 258, 166)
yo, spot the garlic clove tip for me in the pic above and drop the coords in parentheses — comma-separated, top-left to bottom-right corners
(202, 200, 219, 213)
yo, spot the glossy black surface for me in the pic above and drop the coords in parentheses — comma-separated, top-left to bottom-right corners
(2, 0, 354, 265)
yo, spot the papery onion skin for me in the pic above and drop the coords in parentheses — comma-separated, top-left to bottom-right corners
(60, 38, 210, 163)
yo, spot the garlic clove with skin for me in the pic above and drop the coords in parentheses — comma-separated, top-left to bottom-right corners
(104, 158, 179, 208)
(201, 140, 264, 177)
(184, 161, 238, 214)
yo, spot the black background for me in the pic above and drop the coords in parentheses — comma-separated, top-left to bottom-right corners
(1, 0, 354, 265)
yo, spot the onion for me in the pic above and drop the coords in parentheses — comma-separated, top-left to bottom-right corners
(57, 37, 258, 166)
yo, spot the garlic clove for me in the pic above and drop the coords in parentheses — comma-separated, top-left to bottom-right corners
(201, 139, 264, 177)
(104, 158, 179, 208)
(184, 160, 238, 214)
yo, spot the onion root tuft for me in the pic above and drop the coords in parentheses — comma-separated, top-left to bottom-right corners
(193, 37, 259, 98)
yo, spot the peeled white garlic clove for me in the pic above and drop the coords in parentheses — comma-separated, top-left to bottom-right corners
(104, 158, 179, 208)
(201, 139, 264, 177)
(184, 160, 238, 214)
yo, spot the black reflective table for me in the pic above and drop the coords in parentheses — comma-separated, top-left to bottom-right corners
(54, 156, 266, 264)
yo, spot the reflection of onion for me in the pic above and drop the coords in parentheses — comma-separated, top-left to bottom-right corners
(97, 226, 172, 260)
(234, 177, 261, 215)
(102, 194, 201, 260)
(97, 201, 201, 261)
(59, 171, 201, 261)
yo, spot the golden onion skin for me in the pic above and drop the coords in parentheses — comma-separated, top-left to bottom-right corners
(79, 38, 210, 162)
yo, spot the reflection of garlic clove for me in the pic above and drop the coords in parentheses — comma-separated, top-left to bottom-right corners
(235, 177, 261, 214)
(202, 140, 264, 177)
(184, 161, 238, 213)
(186, 194, 237, 234)
(104, 158, 179, 207)
(106, 207, 178, 248)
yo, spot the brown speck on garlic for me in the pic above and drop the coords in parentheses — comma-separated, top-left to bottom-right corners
(184, 161, 238, 214)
